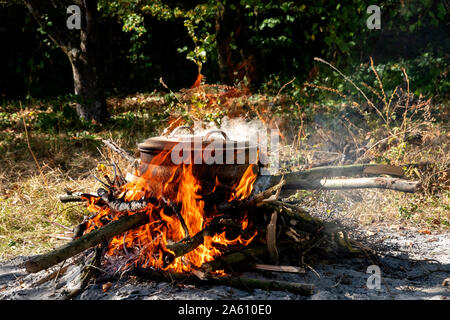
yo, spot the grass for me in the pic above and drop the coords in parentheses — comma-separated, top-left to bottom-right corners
(0, 65, 448, 261)
(0, 96, 171, 261)
(288, 57, 449, 229)
(0, 134, 100, 260)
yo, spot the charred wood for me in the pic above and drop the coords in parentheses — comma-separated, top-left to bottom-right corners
(201, 246, 268, 273)
(217, 178, 286, 212)
(266, 211, 279, 263)
(97, 188, 158, 212)
(133, 268, 314, 296)
(62, 243, 106, 300)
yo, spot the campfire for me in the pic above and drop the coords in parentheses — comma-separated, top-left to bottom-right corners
(80, 128, 264, 274)
(22, 125, 420, 299)
(85, 153, 259, 274)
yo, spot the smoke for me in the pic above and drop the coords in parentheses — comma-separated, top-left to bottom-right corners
(192, 117, 279, 175)
(194, 116, 268, 145)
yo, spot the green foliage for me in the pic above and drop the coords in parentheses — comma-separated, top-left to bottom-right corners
(398, 203, 418, 220)
(177, 18, 212, 72)
(244, 0, 448, 98)
(35, 103, 81, 133)
(0, 112, 12, 130)
(407, 53, 449, 99)
(306, 51, 449, 110)
(243, 0, 365, 60)
(2, 0, 448, 102)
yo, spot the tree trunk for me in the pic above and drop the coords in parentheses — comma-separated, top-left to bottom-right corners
(24, 0, 109, 123)
(233, 2, 261, 89)
(215, 2, 235, 86)
(215, 1, 260, 89)
(74, 0, 109, 122)
(70, 52, 109, 122)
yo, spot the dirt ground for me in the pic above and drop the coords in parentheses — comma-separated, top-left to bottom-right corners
(1, 221, 448, 300)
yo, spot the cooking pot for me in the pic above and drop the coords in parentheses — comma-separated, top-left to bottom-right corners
(136, 126, 260, 200)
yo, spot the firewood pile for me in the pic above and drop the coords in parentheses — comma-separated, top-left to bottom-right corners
(21, 134, 420, 299)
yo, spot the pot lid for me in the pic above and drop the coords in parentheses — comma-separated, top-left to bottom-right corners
(138, 127, 256, 152)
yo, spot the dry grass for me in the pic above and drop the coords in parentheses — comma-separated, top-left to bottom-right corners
(286, 58, 449, 230)
(281, 121, 449, 230)
(0, 128, 136, 261)
(0, 135, 97, 260)
(0, 71, 448, 261)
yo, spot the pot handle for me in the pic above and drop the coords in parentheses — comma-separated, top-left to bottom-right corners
(204, 129, 230, 141)
(168, 126, 194, 137)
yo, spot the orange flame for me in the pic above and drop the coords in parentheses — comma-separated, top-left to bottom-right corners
(233, 165, 257, 200)
(83, 152, 258, 274)
(191, 73, 204, 88)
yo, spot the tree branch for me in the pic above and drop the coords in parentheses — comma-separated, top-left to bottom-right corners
(23, 0, 73, 54)
(102, 139, 136, 164)
(283, 177, 420, 193)
(24, 211, 150, 273)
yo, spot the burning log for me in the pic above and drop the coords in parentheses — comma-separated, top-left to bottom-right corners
(29, 189, 264, 274)
(68, 189, 158, 240)
(160, 196, 191, 240)
(24, 211, 151, 273)
(164, 214, 256, 263)
(201, 246, 268, 273)
(217, 178, 286, 212)
(96, 188, 158, 212)
(165, 229, 212, 261)
(25, 203, 257, 274)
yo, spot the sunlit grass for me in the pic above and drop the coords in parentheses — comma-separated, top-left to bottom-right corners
(0, 85, 448, 261)
(0, 171, 91, 260)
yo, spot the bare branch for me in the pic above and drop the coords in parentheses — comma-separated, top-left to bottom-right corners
(23, 0, 73, 53)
